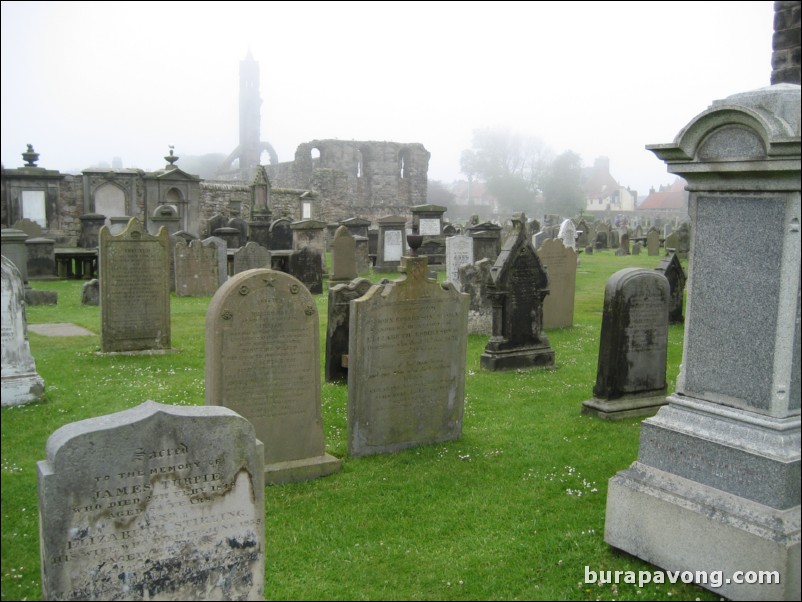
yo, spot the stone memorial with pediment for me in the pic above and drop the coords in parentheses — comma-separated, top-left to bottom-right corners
(605, 84, 801, 601)
(582, 268, 670, 420)
(1, 255, 45, 406)
(206, 269, 341, 484)
(375, 215, 407, 272)
(99, 218, 170, 353)
(481, 214, 554, 370)
(38, 401, 265, 601)
(348, 254, 469, 457)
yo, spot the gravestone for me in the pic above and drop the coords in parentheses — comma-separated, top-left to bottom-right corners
(353, 235, 371, 274)
(288, 247, 323, 294)
(329, 225, 358, 287)
(605, 84, 801, 601)
(205, 213, 227, 239)
(655, 252, 686, 324)
(79, 214, 106, 248)
(674, 222, 691, 259)
(169, 231, 197, 293)
(38, 400, 265, 601)
(595, 222, 611, 248)
(269, 218, 293, 250)
(12, 217, 43, 238)
(348, 254, 469, 457)
(81, 279, 99, 306)
(445, 234, 474, 292)
(581, 268, 670, 419)
(213, 227, 241, 251)
(646, 228, 661, 255)
(148, 204, 181, 237)
(227, 217, 249, 248)
(325, 277, 373, 383)
(1, 228, 29, 282)
(459, 258, 494, 335)
(411, 204, 446, 264)
(481, 214, 554, 370)
(206, 269, 341, 483)
(576, 219, 591, 247)
(632, 241, 642, 255)
(558, 219, 577, 251)
(291, 219, 327, 274)
(174, 238, 220, 297)
(664, 230, 678, 252)
(232, 241, 271, 275)
(375, 215, 407, 272)
(99, 218, 170, 353)
(26, 237, 56, 279)
(201, 236, 228, 287)
(467, 221, 502, 263)
(339, 216, 371, 239)
(536, 238, 577, 329)
(618, 230, 630, 255)
(1, 255, 45, 406)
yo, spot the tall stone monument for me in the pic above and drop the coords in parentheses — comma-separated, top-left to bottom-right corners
(480, 214, 554, 370)
(605, 84, 801, 600)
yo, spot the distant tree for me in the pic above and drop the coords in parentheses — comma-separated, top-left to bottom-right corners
(427, 180, 456, 207)
(541, 150, 585, 217)
(460, 127, 551, 214)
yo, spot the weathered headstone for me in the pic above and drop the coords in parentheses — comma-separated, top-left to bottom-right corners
(291, 219, 327, 274)
(80, 279, 99, 306)
(206, 268, 341, 483)
(168, 230, 197, 292)
(348, 254, 469, 457)
(1, 228, 29, 283)
(325, 277, 373, 383)
(232, 241, 271, 275)
(288, 247, 323, 294)
(536, 238, 577, 329)
(38, 401, 265, 601)
(467, 222, 502, 264)
(26, 237, 56, 279)
(459, 258, 494, 335)
(1, 255, 45, 406)
(174, 238, 220, 297)
(646, 227, 661, 255)
(582, 268, 670, 419)
(481, 214, 554, 370)
(445, 234, 474, 292)
(655, 252, 686, 324)
(605, 84, 801, 601)
(353, 235, 371, 274)
(99, 218, 170, 353)
(269, 218, 293, 250)
(329, 225, 358, 287)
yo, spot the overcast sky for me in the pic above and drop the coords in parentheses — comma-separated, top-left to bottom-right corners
(1, 1, 775, 197)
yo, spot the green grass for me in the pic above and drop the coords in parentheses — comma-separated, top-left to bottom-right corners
(1, 251, 712, 601)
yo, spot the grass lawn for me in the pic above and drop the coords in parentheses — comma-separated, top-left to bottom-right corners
(1, 250, 719, 601)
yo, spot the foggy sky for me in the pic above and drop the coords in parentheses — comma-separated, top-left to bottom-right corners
(1, 1, 775, 197)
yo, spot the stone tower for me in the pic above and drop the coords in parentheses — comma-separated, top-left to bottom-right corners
(219, 50, 278, 181)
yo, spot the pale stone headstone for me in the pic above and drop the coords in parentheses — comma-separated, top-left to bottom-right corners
(174, 238, 220, 297)
(80, 279, 99, 306)
(38, 400, 264, 601)
(348, 255, 469, 457)
(459, 258, 493, 335)
(329, 225, 358, 287)
(536, 238, 577, 329)
(445, 234, 474, 292)
(605, 84, 801, 601)
(582, 268, 670, 419)
(325, 277, 373, 383)
(558, 219, 577, 251)
(206, 268, 341, 483)
(353, 235, 371, 274)
(232, 241, 271, 275)
(99, 218, 170, 353)
(481, 214, 554, 371)
(1, 255, 45, 406)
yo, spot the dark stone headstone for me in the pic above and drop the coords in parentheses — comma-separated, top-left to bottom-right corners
(269, 218, 293, 251)
(81, 279, 99, 306)
(325, 277, 373, 383)
(288, 247, 323, 294)
(655, 252, 686, 324)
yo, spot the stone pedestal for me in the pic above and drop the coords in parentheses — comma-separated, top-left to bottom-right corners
(605, 84, 801, 601)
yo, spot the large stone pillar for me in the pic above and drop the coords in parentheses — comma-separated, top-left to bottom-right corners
(605, 84, 801, 601)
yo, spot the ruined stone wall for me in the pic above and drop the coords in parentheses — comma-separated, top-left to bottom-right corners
(54, 175, 83, 245)
(772, 0, 801, 84)
(198, 181, 251, 236)
(265, 140, 429, 225)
